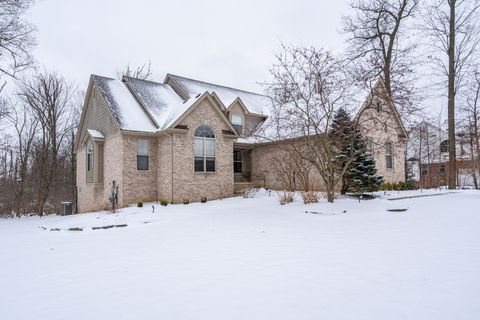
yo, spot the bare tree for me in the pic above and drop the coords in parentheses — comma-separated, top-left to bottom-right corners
(423, 0, 480, 189)
(343, 0, 420, 122)
(116, 61, 153, 80)
(0, 0, 36, 94)
(271, 146, 312, 192)
(7, 103, 38, 216)
(262, 45, 353, 202)
(18, 72, 75, 215)
(460, 69, 480, 188)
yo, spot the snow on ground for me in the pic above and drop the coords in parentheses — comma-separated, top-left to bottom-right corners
(1, 189, 479, 320)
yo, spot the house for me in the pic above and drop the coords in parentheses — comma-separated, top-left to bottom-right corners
(75, 74, 407, 212)
(407, 121, 478, 188)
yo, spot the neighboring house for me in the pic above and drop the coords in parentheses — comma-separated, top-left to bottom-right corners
(75, 74, 407, 212)
(407, 121, 477, 188)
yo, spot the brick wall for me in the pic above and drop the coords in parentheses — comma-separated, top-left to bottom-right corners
(158, 98, 235, 203)
(121, 135, 158, 206)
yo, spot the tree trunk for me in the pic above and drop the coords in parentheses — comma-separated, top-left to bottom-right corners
(447, 0, 457, 189)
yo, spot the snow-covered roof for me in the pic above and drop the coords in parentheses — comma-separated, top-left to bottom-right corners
(90, 74, 272, 135)
(124, 77, 201, 129)
(92, 75, 157, 132)
(86, 129, 105, 139)
(167, 74, 272, 116)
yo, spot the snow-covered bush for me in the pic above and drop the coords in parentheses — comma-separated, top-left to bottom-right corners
(277, 191, 295, 205)
(301, 191, 320, 204)
(242, 188, 257, 198)
(160, 198, 168, 206)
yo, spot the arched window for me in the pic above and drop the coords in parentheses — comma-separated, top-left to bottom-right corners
(194, 125, 215, 172)
(87, 142, 94, 172)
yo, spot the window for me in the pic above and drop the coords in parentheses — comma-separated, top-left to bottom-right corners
(440, 164, 446, 174)
(137, 139, 149, 170)
(232, 113, 243, 135)
(234, 150, 242, 173)
(440, 140, 449, 153)
(365, 139, 374, 153)
(194, 125, 215, 172)
(421, 163, 429, 176)
(385, 142, 393, 169)
(87, 142, 94, 172)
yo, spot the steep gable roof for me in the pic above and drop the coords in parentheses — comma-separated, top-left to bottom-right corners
(83, 74, 271, 135)
(123, 76, 202, 129)
(165, 74, 272, 116)
(92, 75, 157, 132)
(356, 78, 408, 139)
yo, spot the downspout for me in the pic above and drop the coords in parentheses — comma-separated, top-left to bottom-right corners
(171, 134, 174, 204)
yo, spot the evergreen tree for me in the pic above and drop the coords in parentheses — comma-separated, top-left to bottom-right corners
(346, 152, 383, 193)
(330, 107, 383, 193)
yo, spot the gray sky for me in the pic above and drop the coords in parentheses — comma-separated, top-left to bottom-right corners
(27, 0, 350, 94)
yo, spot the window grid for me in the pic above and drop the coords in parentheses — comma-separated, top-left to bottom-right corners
(194, 125, 216, 172)
(234, 150, 242, 173)
(137, 139, 149, 171)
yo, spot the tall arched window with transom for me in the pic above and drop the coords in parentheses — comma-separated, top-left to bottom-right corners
(194, 125, 216, 172)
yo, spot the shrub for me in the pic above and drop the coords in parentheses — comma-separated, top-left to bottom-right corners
(381, 181, 417, 191)
(200, 196, 207, 203)
(183, 199, 190, 205)
(160, 198, 168, 206)
(277, 191, 295, 205)
(137, 201, 143, 207)
(242, 188, 257, 198)
(301, 191, 320, 204)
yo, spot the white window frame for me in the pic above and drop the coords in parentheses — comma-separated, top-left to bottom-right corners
(87, 142, 94, 172)
(137, 139, 149, 171)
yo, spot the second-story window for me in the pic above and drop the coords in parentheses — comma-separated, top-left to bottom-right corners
(137, 139, 149, 170)
(232, 113, 243, 135)
(385, 142, 393, 169)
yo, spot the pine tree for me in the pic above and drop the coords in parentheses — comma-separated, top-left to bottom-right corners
(330, 107, 383, 193)
(330, 107, 364, 193)
(346, 152, 383, 193)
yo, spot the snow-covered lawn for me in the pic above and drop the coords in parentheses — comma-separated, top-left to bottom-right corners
(1, 189, 479, 320)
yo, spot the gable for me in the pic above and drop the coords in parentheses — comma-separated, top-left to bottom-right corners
(75, 80, 121, 150)
(356, 79, 408, 139)
(93, 75, 157, 133)
(172, 92, 238, 136)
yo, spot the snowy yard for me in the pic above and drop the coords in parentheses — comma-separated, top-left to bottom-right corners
(1, 189, 479, 320)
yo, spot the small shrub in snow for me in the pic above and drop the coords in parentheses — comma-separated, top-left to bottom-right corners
(137, 201, 143, 207)
(301, 191, 320, 204)
(160, 198, 168, 206)
(183, 199, 190, 205)
(201, 196, 207, 203)
(242, 188, 257, 198)
(277, 191, 295, 205)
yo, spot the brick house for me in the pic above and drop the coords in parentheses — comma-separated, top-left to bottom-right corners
(407, 121, 478, 188)
(75, 74, 407, 213)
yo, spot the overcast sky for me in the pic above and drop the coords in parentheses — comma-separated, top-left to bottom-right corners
(27, 0, 350, 94)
